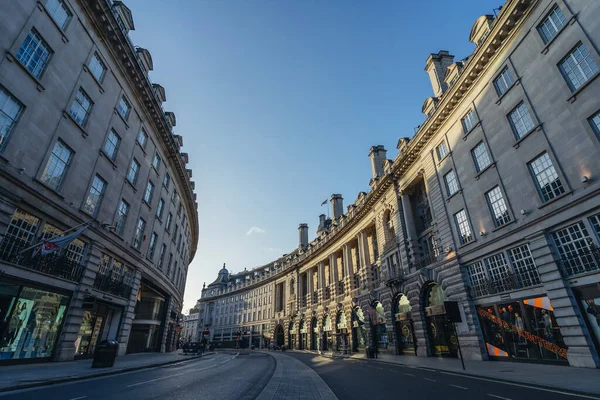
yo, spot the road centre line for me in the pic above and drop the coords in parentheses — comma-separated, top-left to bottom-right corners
(439, 371, 600, 399)
(404, 373, 415, 377)
(423, 378, 437, 382)
(487, 395, 511, 400)
(449, 384, 468, 390)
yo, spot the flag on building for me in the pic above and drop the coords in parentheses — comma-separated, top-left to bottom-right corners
(33, 224, 89, 257)
(320, 199, 328, 206)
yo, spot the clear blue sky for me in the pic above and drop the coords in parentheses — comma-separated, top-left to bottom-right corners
(126, 0, 501, 312)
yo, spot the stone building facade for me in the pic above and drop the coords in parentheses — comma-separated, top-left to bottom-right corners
(196, 0, 600, 368)
(0, 0, 198, 363)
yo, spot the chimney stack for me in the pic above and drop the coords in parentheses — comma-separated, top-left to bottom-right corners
(298, 223, 309, 248)
(318, 214, 326, 232)
(424, 50, 455, 97)
(369, 145, 387, 179)
(330, 194, 343, 220)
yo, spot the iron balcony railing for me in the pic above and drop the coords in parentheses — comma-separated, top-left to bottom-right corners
(93, 272, 133, 299)
(411, 248, 443, 270)
(0, 236, 84, 282)
(557, 244, 600, 277)
(468, 266, 541, 298)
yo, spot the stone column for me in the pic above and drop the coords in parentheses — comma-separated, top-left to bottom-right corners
(329, 253, 339, 296)
(529, 233, 600, 368)
(117, 268, 143, 356)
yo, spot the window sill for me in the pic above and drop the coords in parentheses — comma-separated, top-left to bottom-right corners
(5, 52, 45, 92)
(491, 219, 516, 233)
(513, 124, 542, 148)
(63, 110, 89, 138)
(462, 121, 481, 140)
(540, 15, 575, 55)
(124, 178, 137, 193)
(136, 140, 147, 156)
(445, 189, 462, 203)
(162, 183, 170, 193)
(458, 240, 477, 250)
(110, 230, 124, 241)
(437, 152, 451, 165)
(156, 216, 163, 225)
(537, 190, 573, 210)
(130, 245, 142, 254)
(115, 108, 130, 130)
(567, 72, 600, 104)
(475, 162, 496, 180)
(152, 165, 160, 176)
(99, 150, 118, 170)
(495, 78, 521, 105)
(32, 178, 65, 200)
(83, 64, 105, 94)
(143, 199, 152, 211)
(38, 1, 69, 43)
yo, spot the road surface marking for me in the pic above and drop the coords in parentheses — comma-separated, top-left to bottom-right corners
(439, 371, 600, 399)
(68, 397, 87, 400)
(404, 373, 415, 377)
(376, 367, 384, 370)
(424, 378, 436, 382)
(417, 367, 437, 372)
(487, 395, 511, 400)
(449, 384, 468, 390)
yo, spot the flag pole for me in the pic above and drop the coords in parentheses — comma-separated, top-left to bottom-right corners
(18, 218, 94, 254)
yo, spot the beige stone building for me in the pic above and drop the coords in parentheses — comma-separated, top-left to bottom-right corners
(197, 0, 600, 368)
(0, 0, 198, 363)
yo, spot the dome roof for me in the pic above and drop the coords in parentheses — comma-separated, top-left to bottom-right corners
(207, 263, 229, 287)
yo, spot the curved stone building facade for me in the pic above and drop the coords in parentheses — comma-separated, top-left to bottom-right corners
(0, 0, 198, 363)
(197, 0, 600, 368)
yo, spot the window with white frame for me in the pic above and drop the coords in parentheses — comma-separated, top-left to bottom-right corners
(508, 102, 535, 139)
(144, 181, 154, 204)
(467, 261, 487, 297)
(484, 253, 510, 283)
(461, 110, 477, 133)
(493, 67, 514, 96)
(590, 213, 600, 239)
(152, 153, 161, 170)
(132, 217, 145, 250)
(538, 5, 567, 44)
(40, 140, 72, 190)
(88, 53, 106, 82)
(435, 141, 449, 161)
(148, 232, 158, 259)
(559, 43, 599, 91)
(589, 110, 600, 136)
(123, 265, 134, 286)
(137, 129, 148, 148)
(508, 244, 540, 286)
(486, 186, 511, 227)
(46, 0, 72, 30)
(552, 222, 597, 275)
(82, 175, 106, 215)
(5, 209, 41, 245)
(69, 88, 93, 126)
(454, 209, 473, 245)
(103, 129, 120, 160)
(0, 86, 24, 152)
(117, 96, 131, 120)
(127, 158, 140, 185)
(471, 142, 491, 172)
(114, 199, 129, 236)
(16, 30, 52, 78)
(443, 170, 459, 196)
(156, 198, 165, 219)
(528, 152, 565, 202)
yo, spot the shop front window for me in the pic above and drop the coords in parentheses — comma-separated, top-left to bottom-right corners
(574, 284, 600, 356)
(424, 283, 457, 357)
(372, 303, 388, 350)
(352, 307, 368, 352)
(0, 286, 69, 360)
(395, 294, 415, 354)
(323, 315, 333, 351)
(477, 296, 568, 363)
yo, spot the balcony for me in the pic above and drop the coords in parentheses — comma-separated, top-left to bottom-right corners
(0, 236, 84, 282)
(468, 267, 541, 298)
(411, 248, 443, 270)
(94, 272, 133, 299)
(557, 245, 600, 277)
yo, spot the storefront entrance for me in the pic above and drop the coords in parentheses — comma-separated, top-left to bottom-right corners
(336, 311, 349, 353)
(310, 317, 318, 350)
(394, 294, 416, 355)
(275, 324, 284, 347)
(127, 283, 166, 354)
(74, 299, 122, 358)
(371, 302, 388, 351)
(574, 284, 600, 358)
(477, 296, 568, 364)
(424, 283, 457, 357)
(0, 281, 70, 362)
(299, 319, 307, 350)
(288, 320, 296, 349)
(351, 307, 368, 353)
(322, 314, 333, 351)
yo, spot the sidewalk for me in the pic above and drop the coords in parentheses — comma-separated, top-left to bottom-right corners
(256, 351, 337, 400)
(0, 351, 211, 393)
(302, 350, 600, 396)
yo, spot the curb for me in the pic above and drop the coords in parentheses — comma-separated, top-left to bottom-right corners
(0, 352, 215, 394)
(289, 350, 600, 398)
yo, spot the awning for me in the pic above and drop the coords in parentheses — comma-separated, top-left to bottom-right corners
(523, 296, 554, 311)
(486, 343, 509, 357)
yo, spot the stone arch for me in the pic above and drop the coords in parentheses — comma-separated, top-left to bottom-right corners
(274, 324, 285, 347)
(322, 313, 333, 351)
(392, 292, 417, 355)
(310, 316, 318, 351)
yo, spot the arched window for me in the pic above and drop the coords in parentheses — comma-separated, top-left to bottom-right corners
(383, 209, 395, 241)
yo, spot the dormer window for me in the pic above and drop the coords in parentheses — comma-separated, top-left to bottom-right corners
(469, 15, 495, 48)
(112, 1, 135, 35)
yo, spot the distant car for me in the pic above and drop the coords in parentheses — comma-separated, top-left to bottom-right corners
(182, 342, 202, 354)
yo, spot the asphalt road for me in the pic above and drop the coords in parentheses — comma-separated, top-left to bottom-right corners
(0, 352, 275, 400)
(285, 352, 600, 400)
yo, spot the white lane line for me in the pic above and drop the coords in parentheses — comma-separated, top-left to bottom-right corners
(423, 378, 437, 382)
(68, 397, 87, 400)
(440, 371, 600, 399)
(449, 384, 468, 390)
(376, 367, 384, 370)
(404, 373, 415, 377)
(487, 395, 511, 400)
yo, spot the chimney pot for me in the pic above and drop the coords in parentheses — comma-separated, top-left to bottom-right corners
(298, 223, 309, 248)
(330, 194, 344, 219)
(369, 145, 387, 179)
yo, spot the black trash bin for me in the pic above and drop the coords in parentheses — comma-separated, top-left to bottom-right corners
(92, 340, 119, 368)
(366, 347, 375, 359)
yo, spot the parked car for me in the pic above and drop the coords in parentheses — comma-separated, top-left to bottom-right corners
(182, 342, 202, 354)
